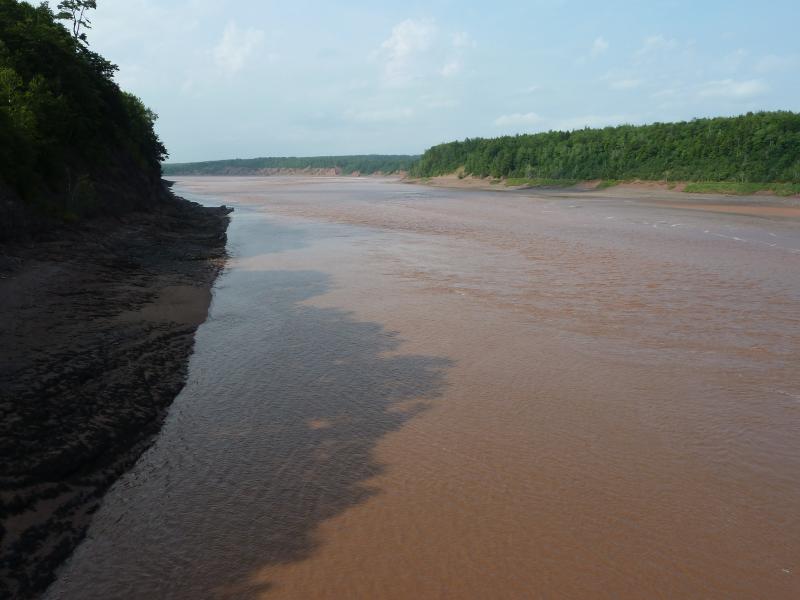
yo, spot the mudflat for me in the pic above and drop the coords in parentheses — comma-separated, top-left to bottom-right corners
(45, 177, 800, 599)
(0, 196, 229, 599)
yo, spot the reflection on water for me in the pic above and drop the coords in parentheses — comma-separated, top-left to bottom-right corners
(45, 210, 451, 598)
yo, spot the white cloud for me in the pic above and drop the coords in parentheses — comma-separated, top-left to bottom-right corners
(494, 112, 544, 127)
(378, 19, 474, 85)
(441, 32, 474, 78)
(213, 21, 265, 73)
(441, 59, 462, 78)
(590, 36, 609, 58)
(698, 79, 768, 99)
(635, 34, 678, 57)
(380, 18, 437, 85)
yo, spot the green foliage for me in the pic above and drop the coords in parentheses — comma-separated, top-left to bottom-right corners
(56, 0, 96, 45)
(411, 112, 800, 184)
(683, 182, 800, 196)
(0, 0, 166, 218)
(163, 155, 419, 176)
(596, 179, 624, 189)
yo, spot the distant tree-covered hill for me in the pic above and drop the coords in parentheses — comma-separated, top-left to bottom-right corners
(0, 0, 168, 239)
(411, 112, 800, 183)
(163, 155, 419, 176)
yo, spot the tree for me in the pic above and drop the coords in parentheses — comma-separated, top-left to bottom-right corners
(56, 0, 97, 44)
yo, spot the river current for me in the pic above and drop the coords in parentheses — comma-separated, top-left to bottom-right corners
(45, 177, 800, 599)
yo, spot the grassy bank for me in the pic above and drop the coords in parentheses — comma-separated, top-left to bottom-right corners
(504, 177, 580, 187)
(683, 181, 800, 196)
(504, 177, 800, 195)
(432, 175, 800, 197)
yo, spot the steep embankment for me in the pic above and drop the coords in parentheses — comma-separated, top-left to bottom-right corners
(410, 112, 800, 193)
(162, 154, 419, 177)
(0, 0, 171, 240)
(0, 2, 231, 597)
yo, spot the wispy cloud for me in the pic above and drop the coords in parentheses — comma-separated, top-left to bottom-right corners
(721, 48, 749, 72)
(755, 54, 799, 73)
(441, 60, 462, 78)
(377, 19, 474, 85)
(213, 21, 265, 73)
(635, 34, 678, 58)
(590, 36, 609, 58)
(697, 79, 769, 99)
(379, 18, 437, 86)
(452, 31, 476, 49)
(441, 31, 475, 78)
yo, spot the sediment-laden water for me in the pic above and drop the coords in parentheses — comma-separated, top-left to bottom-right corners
(45, 177, 800, 599)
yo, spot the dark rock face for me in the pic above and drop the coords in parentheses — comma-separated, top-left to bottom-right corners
(0, 192, 230, 599)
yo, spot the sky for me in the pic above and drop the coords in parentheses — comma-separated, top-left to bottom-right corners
(80, 0, 800, 162)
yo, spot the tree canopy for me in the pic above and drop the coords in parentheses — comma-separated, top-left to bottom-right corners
(163, 155, 419, 176)
(56, 0, 97, 44)
(0, 0, 166, 226)
(411, 112, 800, 183)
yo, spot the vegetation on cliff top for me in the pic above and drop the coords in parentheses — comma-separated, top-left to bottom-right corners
(162, 154, 419, 176)
(410, 112, 800, 184)
(0, 0, 167, 235)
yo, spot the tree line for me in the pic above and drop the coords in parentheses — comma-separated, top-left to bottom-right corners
(0, 0, 167, 226)
(163, 155, 419, 176)
(410, 112, 800, 183)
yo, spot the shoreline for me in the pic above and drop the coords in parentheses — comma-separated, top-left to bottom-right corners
(404, 174, 800, 219)
(0, 194, 230, 599)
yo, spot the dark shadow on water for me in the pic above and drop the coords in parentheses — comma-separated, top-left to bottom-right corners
(47, 262, 453, 599)
(191, 268, 452, 597)
(202, 269, 453, 596)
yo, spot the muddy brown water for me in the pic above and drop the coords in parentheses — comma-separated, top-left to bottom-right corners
(44, 177, 800, 599)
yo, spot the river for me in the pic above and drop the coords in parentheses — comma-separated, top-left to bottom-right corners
(45, 177, 800, 599)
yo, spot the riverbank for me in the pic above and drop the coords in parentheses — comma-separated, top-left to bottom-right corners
(405, 174, 800, 219)
(0, 193, 230, 599)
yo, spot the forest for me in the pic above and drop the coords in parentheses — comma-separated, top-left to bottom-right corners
(410, 112, 800, 184)
(0, 0, 167, 237)
(163, 154, 418, 176)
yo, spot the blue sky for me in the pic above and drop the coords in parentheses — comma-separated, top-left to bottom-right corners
(84, 0, 800, 162)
